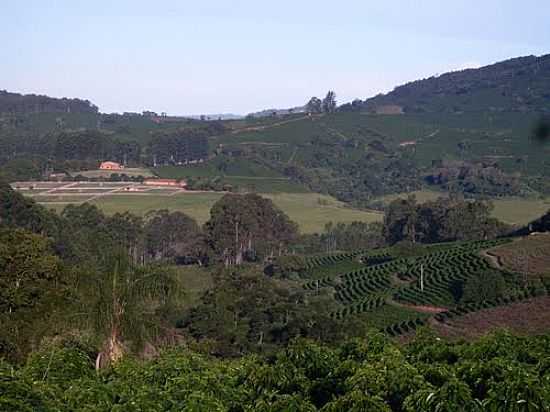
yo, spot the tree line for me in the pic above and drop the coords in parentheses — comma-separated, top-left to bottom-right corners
(0, 90, 99, 115)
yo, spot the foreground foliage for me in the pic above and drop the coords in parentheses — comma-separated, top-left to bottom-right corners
(2, 331, 550, 411)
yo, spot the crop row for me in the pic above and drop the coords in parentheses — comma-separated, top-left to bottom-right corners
(335, 275, 392, 304)
(330, 296, 386, 320)
(303, 277, 336, 291)
(384, 318, 426, 337)
(305, 250, 369, 269)
(395, 254, 495, 306)
(434, 287, 550, 322)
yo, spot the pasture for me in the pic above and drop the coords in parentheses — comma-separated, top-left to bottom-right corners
(14, 181, 382, 234)
(376, 190, 550, 226)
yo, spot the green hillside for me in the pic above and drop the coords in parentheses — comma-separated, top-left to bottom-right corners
(357, 54, 550, 114)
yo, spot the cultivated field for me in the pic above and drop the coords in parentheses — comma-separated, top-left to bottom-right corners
(487, 234, 550, 276)
(432, 296, 550, 339)
(13, 181, 382, 234)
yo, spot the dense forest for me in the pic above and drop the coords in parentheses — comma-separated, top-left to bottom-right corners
(349, 54, 550, 114)
(0, 90, 98, 115)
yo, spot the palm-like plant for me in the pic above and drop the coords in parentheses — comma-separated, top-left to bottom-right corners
(72, 252, 183, 368)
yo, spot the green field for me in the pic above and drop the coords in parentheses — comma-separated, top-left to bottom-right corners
(39, 192, 382, 234)
(491, 197, 550, 225)
(376, 190, 550, 226)
(377, 189, 447, 204)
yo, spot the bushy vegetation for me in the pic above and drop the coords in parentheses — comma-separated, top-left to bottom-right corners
(3, 331, 550, 411)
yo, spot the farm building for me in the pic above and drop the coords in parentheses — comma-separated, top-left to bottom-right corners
(99, 161, 124, 170)
(143, 178, 186, 188)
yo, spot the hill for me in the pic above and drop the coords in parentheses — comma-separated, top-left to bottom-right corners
(0, 90, 98, 115)
(354, 54, 550, 114)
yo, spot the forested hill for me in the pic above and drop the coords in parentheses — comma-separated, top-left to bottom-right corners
(0, 90, 98, 115)
(355, 54, 550, 114)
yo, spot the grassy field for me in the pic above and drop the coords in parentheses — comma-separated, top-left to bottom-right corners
(263, 193, 382, 233)
(39, 192, 382, 234)
(377, 189, 447, 204)
(490, 197, 550, 225)
(376, 190, 550, 226)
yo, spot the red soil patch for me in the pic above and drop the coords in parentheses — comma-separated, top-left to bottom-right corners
(487, 234, 550, 276)
(390, 299, 447, 314)
(432, 296, 550, 340)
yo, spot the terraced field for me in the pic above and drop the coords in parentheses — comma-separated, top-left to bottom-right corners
(300, 238, 531, 336)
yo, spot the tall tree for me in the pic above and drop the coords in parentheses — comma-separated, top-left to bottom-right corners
(205, 194, 298, 265)
(322, 91, 337, 113)
(0, 229, 67, 360)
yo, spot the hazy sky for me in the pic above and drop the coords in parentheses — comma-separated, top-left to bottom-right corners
(3, 1, 550, 115)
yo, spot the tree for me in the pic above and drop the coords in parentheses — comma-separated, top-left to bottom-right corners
(144, 210, 205, 263)
(0, 229, 66, 360)
(383, 195, 419, 244)
(205, 194, 298, 265)
(305, 97, 323, 113)
(73, 253, 182, 367)
(322, 91, 337, 113)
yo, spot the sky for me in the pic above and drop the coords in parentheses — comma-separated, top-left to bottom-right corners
(2, 1, 550, 115)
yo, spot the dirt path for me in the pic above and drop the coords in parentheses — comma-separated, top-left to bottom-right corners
(480, 249, 504, 270)
(287, 147, 298, 165)
(387, 298, 447, 314)
(230, 114, 323, 134)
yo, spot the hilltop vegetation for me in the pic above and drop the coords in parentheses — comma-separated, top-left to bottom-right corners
(3, 54, 550, 203)
(0, 90, 98, 115)
(354, 54, 550, 114)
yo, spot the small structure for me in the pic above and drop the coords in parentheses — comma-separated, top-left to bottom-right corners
(143, 178, 186, 188)
(48, 172, 68, 181)
(99, 161, 124, 170)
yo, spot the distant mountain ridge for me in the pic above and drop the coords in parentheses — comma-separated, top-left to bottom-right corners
(0, 90, 98, 115)
(349, 54, 550, 114)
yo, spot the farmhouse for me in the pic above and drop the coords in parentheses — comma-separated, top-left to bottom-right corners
(99, 161, 124, 170)
(143, 178, 187, 188)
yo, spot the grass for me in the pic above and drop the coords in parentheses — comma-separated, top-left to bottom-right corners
(262, 193, 383, 234)
(377, 190, 550, 226)
(34, 191, 382, 234)
(491, 197, 550, 225)
(172, 265, 214, 309)
(89, 193, 224, 224)
(377, 189, 447, 204)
